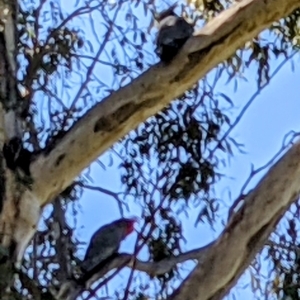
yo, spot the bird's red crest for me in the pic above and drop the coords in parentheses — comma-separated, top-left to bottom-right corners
(125, 217, 138, 235)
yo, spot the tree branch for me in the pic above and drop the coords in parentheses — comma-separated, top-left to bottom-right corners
(30, 0, 300, 206)
(169, 141, 300, 300)
(18, 271, 56, 300)
(56, 246, 211, 300)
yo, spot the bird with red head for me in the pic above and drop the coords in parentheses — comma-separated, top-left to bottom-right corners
(80, 217, 138, 274)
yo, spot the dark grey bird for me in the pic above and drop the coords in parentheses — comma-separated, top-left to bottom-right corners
(155, 4, 194, 63)
(80, 218, 136, 273)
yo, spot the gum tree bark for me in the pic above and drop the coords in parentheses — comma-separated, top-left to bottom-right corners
(0, 0, 299, 299)
(169, 142, 300, 300)
(0, 1, 41, 298)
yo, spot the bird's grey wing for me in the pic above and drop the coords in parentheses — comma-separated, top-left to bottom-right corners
(81, 227, 119, 272)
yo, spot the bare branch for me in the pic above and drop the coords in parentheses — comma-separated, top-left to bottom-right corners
(56, 246, 210, 300)
(69, 3, 122, 109)
(18, 271, 56, 300)
(210, 50, 298, 157)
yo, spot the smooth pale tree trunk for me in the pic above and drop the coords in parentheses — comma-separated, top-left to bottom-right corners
(0, 0, 299, 299)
